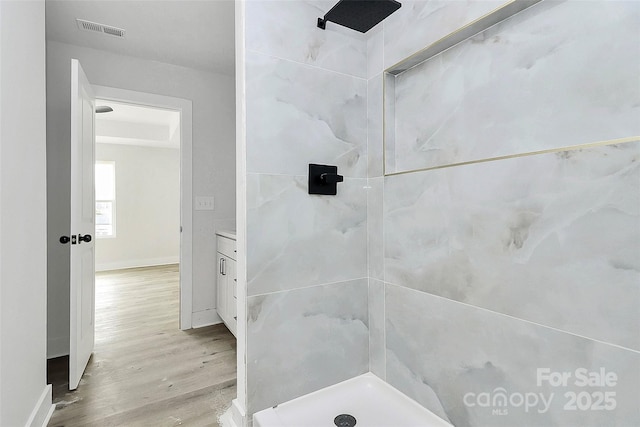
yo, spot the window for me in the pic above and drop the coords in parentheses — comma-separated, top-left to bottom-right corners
(95, 161, 116, 237)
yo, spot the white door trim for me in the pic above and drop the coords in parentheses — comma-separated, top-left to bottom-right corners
(92, 85, 194, 330)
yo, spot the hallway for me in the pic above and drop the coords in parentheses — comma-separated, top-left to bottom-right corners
(47, 265, 236, 426)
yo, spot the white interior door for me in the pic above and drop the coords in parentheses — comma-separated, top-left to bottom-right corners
(69, 58, 96, 390)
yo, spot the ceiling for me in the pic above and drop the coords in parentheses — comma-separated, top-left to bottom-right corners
(45, 0, 235, 75)
(95, 99, 181, 149)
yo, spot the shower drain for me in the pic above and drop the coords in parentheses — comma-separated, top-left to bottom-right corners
(334, 414, 357, 427)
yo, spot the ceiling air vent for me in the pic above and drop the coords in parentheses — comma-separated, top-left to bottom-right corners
(76, 19, 126, 38)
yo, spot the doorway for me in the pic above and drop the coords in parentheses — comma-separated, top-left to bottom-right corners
(94, 99, 181, 271)
(92, 86, 194, 329)
(94, 97, 182, 329)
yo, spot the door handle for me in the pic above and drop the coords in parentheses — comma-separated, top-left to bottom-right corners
(78, 234, 92, 243)
(62, 234, 92, 244)
(221, 258, 226, 276)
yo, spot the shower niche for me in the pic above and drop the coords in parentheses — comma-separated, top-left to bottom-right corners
(383, 0, 640, 175)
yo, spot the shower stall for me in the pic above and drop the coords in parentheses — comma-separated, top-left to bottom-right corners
(234, 0, 640, 425)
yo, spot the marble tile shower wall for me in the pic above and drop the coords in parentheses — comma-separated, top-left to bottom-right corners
(243, 0, 369, 415)
(385, 142, 640, 350)
(366, 0, 640, 426)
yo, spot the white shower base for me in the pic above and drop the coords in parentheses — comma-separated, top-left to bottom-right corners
(253, 373, 453, 427)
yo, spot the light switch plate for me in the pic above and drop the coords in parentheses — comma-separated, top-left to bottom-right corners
(195, 196, 215, 211)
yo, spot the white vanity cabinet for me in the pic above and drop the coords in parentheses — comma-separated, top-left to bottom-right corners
(216, 232, 237, 337)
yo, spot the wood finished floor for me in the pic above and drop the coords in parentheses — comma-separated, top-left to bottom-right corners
(47, 265, 237, 427)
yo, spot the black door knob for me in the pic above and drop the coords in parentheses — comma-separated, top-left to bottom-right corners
(60, 236, 70, 244)
(78, 234, 92, 243)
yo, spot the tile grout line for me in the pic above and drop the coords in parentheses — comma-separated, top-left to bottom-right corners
(245, 172, 369, 180)
(245, 48, 368, 82)
(248, 276, 370, 299)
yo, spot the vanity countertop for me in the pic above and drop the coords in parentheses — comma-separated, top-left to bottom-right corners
(216, 230, 236, 240)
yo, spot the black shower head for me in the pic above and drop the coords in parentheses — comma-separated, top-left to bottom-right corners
(318, 0, 401, 33)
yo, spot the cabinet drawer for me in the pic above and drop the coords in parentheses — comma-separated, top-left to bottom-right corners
(217, 236, 236, 259)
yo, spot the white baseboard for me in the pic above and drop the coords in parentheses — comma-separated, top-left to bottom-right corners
(47, 336, 69, 359)
(95, 256, 179, 272)
(26, 385, 54, 427)
(192, 309, 223, 328)
(232, 398, 247, 427)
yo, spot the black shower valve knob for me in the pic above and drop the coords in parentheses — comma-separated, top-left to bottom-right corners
(320, 172, 344, 184)
(308, 163, 343, 196)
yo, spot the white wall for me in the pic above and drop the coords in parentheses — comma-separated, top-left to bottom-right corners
(95, 143, 180, 271)
(0, 1, 53, 425)
(47, 41, 236, 358)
